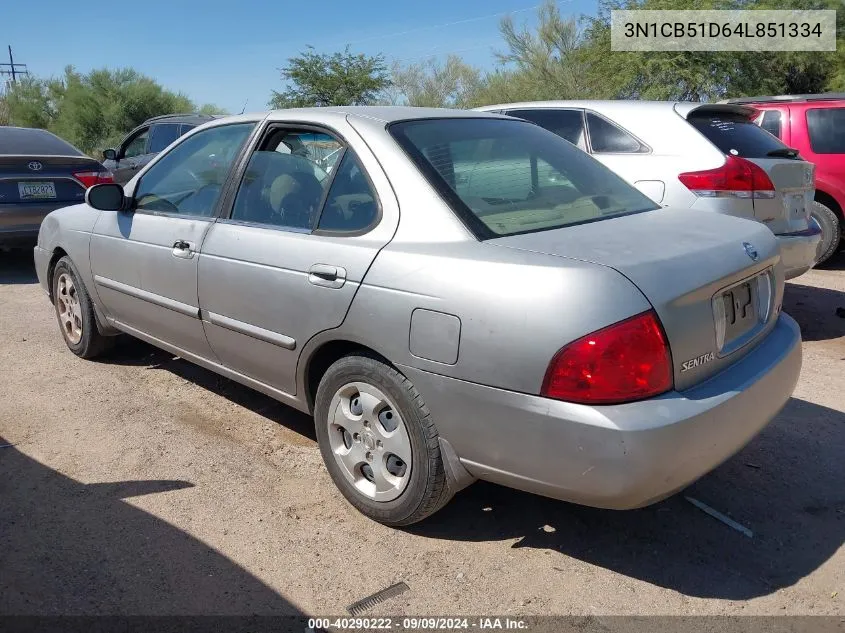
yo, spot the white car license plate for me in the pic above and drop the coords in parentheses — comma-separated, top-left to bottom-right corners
(18, 181, 57, 200)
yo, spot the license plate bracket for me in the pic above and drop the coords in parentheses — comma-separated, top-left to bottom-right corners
(788, 193, 805, 219)
(719, 281, 757, 343)
(18, 181, 57, 200)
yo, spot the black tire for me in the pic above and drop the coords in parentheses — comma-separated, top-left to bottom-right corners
(314, 353, 450, 526)
(52, 256, 114, 359)
(811, 200, 841, 266)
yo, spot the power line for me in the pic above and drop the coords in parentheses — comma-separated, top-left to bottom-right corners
(0, 45, 29, 89)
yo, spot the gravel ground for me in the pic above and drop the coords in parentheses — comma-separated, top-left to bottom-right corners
(1, 249, 843, 617)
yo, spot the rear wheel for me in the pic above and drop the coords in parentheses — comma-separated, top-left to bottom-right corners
(52, 257, 113, 359)
(811, 201, 841, 266)
(314, 354, 450, 526)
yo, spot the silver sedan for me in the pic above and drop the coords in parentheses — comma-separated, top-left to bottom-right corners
(34, 107, 802, 526)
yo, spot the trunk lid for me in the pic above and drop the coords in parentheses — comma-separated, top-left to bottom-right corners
(489, 208, 784, 391)
(0, 155, 102, 205)
(682, 104, 814, 235)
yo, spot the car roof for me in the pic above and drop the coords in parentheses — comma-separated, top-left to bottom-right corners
(475, 100, 755, 120)
(202, 106, 510, 128)
(143, 113, 220, 125)
(723, 93, 845, 106)
(271, 105, 511, 123)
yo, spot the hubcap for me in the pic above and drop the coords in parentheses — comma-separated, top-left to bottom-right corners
(55, 273, 83, 345)
(327, 382, 412, 502)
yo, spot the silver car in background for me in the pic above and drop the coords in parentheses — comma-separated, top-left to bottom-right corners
(477, 101, 821, 279)
(34, 107, 801, 526)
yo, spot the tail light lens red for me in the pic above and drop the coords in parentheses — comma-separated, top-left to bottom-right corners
(678, 155, 776, 199)
(541, 310, 673, 405)
(73, 170, 114, 189)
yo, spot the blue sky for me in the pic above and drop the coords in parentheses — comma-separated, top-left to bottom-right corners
(5, 0, 597, 114)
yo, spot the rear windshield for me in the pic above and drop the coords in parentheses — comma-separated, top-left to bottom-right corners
(389, 118, 658, 239)
(0, 127, 84, 156)
(806, 108, 845, 154)
(688, 111, 792, 158)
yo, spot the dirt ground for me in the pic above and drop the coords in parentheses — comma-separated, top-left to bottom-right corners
(1, 248, 843, 618)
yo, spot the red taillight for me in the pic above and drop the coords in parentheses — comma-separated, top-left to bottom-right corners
(678, 155, 775, 199)
(73, 170, 114, 189)
(541, 310, 673, 405)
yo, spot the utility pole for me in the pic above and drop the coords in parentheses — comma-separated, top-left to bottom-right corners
(0, 46, 29, 87)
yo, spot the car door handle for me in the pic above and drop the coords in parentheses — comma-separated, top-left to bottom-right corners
(308, 264, 346, 288)
(172, 239, 195, 259)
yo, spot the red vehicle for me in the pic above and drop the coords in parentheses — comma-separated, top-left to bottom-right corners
(728, 94, 845, 264)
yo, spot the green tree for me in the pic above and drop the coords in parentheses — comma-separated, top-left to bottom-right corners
(270, 46, 391, 108)
(2, 75, 62, 129)
(480, 0, 603, 102)
(4, 67, 221, 157)
(580, 0, 845, 101)
(388, 55, 486, 108)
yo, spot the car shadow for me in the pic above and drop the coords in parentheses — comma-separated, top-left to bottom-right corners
(101, 336, 316, 442)
(0, 437, 303, 616)
(0, 249, 37, 284)
(784, 281, 845, 341)
(408, 397, 845, 601)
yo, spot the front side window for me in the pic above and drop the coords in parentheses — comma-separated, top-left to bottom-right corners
(148, 123, 182, 153)
(806, 108, 845, 154)
(134, 122, 255, 216)
(506, 109, 586, 149)
(390, 118, 658, 238)
(122, 128, 150, 159)
(586, 112, 647, 153)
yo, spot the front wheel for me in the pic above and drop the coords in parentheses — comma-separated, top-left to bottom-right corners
(810, 201, 841, 266)
(314, 354, 451, 526)
(52, 256, 113, 359)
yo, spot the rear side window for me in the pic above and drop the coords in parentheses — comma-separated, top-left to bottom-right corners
(0, 127, 83, 156)
(759, 110, 782, 138)
(506, 109, 586, 148)
(148, 124, 182, 153)
(806, 108, 845, 154)
(689, 111, 791, 158)
(180, 124, 196, 136)
(586, 113, 647, 153)
(389, 118, 658, 239)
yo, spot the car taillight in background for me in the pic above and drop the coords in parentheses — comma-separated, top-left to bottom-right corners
(541, 310, 673, 405)
(678, 155, 776, 200)
(72, 170, 114, 189)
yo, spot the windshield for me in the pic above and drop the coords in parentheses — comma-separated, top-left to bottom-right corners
(389, 118, 659, 239)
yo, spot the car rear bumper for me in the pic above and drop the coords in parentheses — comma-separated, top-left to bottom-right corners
(776, 221, 821, 280)
(0, 203, 66, 246)
(399, 312, 801, 509)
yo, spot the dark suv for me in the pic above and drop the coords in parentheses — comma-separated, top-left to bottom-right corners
(102, 113, 218, 185)
(727, 94, 845, 264)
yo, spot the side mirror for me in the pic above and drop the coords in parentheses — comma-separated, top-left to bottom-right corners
(86, 183, 127, 211)
(102, 148, 117, 161)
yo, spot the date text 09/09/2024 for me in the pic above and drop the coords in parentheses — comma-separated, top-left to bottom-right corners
(307, 617, 529, 630)
(623, 21, 823, 39)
